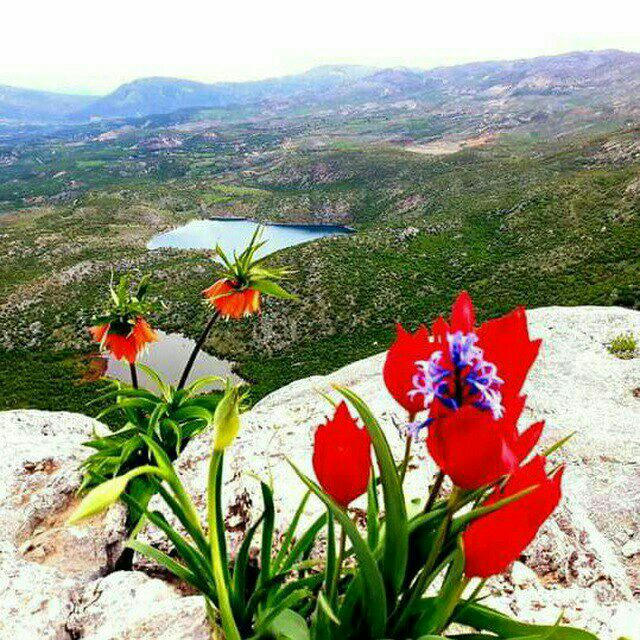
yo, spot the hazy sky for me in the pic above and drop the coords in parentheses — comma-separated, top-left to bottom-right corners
(3, 0, 639, 95)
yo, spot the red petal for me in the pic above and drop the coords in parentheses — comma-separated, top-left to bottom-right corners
(463, 456, 562, 578)
(450, 291, 476, 333)
(383, 323, 435, 416)
(89, 324, 109, 342)
(477, 307, 541, 400)
(427, 405, 517, 490)
(513, 421, 545, 463)
(431, 316, 449, 342)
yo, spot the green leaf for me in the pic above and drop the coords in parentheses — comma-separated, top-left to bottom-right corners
(183, 375, 225, 399)
(317, 591, 341, 626)
(136, 363, 171, 398)
(273, 491, 311, 574)
(259, 481, 276, 588)
(265, 608, 310, 640)
(257, 592, 311, 637)
(251, 279, 298, 300)
(366, 470, 380, 550)
(450, 485, 539, 535)
(231, 514, 264, 610)
(334, 385, 408, 598)
(128, 539, 202, 591)
(415, 542, 466, 635)
(288, 460, 387, 639)
(278, 512, 326, 574)
(170, 405, 214, 424)
(323, 510, 337, 603)
(136, 274, 151, 300)
(453, 602, 599, 639)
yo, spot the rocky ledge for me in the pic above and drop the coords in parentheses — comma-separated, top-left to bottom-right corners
(1, 306, 639, 639)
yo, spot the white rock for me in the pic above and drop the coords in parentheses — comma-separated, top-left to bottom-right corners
(0, 410, 128, 639)
(0, 552, 78, 640)
(66, 571, 210, 640)
(610, 602, 640, 640)
(0, 410, 127, 578)
(510, 561, 539, 588)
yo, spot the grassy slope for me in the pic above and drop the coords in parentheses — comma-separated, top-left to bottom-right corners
(0, 130, 638, 413)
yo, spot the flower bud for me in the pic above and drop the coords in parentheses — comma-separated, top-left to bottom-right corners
(213, 380, 245, 450)
(67, 473, 130, 524)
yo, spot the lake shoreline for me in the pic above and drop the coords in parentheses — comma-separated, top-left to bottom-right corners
(204, 214, 356, 233)
(147, 218, 354, 252)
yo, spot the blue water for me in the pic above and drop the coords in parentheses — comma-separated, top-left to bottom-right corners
(147, 218, 352, 254)
(101, 330, 242, 392)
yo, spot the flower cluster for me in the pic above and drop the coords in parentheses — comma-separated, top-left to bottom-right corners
(381, 291, 562, 576)
(75, 263, 587, 640)
(203, 227, 295, 320)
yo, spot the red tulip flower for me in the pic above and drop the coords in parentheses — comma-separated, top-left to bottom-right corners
(383, 323, 432, 416)
(203, 279, 261, 319)
(463, 456, 563, 577)
(90, 317, 157, 364)
(397, 291, 542, 488)
(312, 401, 371, 508)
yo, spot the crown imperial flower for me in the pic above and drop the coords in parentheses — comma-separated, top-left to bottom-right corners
(89, 275, 157, 364)
(203, 227, 296, 320)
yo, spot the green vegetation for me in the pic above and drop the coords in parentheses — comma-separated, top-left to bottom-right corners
(608, 332, 638, 359)
(1, 109, 639, 411)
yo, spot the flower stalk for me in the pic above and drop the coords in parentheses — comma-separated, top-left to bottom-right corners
(207, 450, 241, 640)
(177, 311, 219, 390)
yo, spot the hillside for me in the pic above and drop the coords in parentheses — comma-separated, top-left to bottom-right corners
(67, 49, 640, 122)
(1, 121, 639, 412)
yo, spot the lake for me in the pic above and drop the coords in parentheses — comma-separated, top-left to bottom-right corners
(93, 330, 242, 392)
(147, 218, 353, 254)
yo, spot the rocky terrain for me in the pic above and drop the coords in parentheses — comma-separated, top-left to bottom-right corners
(1, 306, 639, 639)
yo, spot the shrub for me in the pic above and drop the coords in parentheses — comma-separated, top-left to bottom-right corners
(608, 332, 637, 359)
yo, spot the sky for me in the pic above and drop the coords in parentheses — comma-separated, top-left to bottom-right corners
(3, 0, 640, 95)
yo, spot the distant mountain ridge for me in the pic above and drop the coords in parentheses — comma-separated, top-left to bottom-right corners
(2, 49, 640, 124)
(0, 85, 93, 122)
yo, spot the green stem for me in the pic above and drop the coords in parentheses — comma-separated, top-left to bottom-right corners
(391, 488, 460, 635)
(399, 435, 412, 484)
(425, 488, 458, 568)
(129, 362, 139, 389)
(423, 470, 445, 514)
(436, 576, 470, 635)
(398, 411, 415, 485)
(207, 450, 241, 640)
(178, 312, 219, 390)
(329, 526, 346, 605)
(128, 465, 204, 538)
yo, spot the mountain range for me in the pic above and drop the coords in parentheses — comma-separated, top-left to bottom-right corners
(2, 49, 640, 125)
